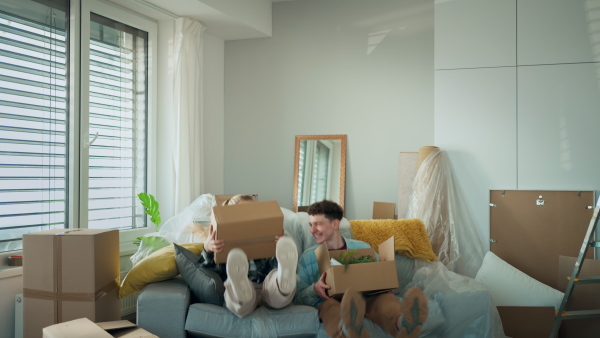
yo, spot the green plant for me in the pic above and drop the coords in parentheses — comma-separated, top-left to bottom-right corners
(134, 193, 162, 246)
(138, 192, 161, 230)
(338, 249, 375, 271)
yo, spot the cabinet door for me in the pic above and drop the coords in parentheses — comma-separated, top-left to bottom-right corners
(435, 67, 517, 250)
(517, 63, 600, 190)
(518, 0, 600, 65)
(435, 0, 515, 69)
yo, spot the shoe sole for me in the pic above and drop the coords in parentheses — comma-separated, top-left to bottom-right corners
(340, 288, 368, 338)
(276, 236, 298, 294)
(397, 287, 428, 338)
(226, 249, 253, 303)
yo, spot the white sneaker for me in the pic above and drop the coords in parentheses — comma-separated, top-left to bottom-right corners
(276, 236, 298, 295)
(226, 249, 253, 303)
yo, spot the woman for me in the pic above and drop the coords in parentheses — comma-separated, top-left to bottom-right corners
(200, 194, 298, 318)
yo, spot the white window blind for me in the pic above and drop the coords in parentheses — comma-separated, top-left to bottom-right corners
(0, 0, 68, 252)
(87, 13, 147, 230)
(0, 0, 154, 253)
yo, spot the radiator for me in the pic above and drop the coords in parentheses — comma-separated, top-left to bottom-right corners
(121, 291, 138, 316)
(15, 294, 23, 338)
(120, 271, 138, 317)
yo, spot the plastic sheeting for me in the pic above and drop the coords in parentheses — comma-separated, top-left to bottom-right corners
(130, 193, 216, 266)
(406, 261, 506, 338)
(159, 193, 215, 244)
(406, 148, 485, 278)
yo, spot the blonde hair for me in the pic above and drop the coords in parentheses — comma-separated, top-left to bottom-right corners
(223, 194, 254, 206)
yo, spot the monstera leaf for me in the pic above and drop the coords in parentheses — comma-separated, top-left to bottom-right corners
(138, 192, 161, 230)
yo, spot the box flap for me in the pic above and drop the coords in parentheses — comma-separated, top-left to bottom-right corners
(43, 318, 112, 338)
(315, 242, 331, 273)
(378, 236, 395, 262)
(215, 194, 258, 207)
(96, 320, 137, 331)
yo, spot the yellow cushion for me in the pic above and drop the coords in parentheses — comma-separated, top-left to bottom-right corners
(349, 219, 436, 262)
(119, 242, 204, 298)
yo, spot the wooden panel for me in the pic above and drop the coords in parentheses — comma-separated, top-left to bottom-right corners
(490, 190, 594, 289)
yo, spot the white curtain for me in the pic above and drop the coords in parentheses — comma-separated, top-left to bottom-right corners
(173, 17, 206, 213)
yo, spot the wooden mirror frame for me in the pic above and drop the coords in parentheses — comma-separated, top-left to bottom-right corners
(292, 134, 347, 212)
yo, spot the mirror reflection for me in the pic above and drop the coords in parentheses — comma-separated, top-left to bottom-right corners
(293, 135, 347, 212)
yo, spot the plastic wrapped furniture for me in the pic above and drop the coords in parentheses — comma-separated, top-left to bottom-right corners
(136, 207, 506, 337)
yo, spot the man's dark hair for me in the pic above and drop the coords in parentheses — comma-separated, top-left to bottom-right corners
(307, 200, 344, 221)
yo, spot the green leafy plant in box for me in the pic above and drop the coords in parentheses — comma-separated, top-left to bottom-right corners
(338, 249, 375, 271)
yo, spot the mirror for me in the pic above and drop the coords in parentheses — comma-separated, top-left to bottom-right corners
(292, 135, 347, 212)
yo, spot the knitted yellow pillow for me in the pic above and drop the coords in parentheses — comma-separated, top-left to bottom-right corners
(119, 242, 204, 298)
(349, 219, 436, 262)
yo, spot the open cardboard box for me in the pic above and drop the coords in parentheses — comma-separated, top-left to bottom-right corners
(211, 200, 283, 264)
(43, 318, 157, 338)
(316, 236, 399, 298)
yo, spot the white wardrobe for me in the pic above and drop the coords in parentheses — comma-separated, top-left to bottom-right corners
(434, 0, 600, 252)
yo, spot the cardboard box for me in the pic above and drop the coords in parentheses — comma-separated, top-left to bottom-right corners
(215, 194, 258, 207)
(557, 256, 600, 337)
(316, 237, 399, 298)
(372, 202, 396, 220)
(43, 318, 158, 337)
(496, 306, 554, 338)
(211, 200, 283, 264)
(297, 206, 310, 213)
(23, 229, 121, 338)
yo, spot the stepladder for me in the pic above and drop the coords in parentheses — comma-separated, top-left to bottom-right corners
(549, 197, 600, 337)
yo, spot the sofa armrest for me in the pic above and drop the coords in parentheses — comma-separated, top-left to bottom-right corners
(137, 277, 190, 338)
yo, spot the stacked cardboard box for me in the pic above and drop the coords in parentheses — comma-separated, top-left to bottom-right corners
(23, 229, 121, 338)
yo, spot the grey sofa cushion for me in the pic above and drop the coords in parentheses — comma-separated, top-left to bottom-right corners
(185, 303, 320, 337)
(174, 243, 225, 306)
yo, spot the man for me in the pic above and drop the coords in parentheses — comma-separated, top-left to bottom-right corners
(295, 200, 428, 338)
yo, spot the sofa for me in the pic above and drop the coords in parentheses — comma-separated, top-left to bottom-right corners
(136, 208, 505, 337)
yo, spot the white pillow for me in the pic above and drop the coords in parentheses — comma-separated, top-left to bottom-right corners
(475, 251, 564, 310)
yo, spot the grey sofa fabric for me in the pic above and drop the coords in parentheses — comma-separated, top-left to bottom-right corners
(185, 303, 320, 337)
(137, 277, 190, 338)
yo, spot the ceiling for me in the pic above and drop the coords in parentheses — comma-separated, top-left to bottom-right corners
(111, 0, 288, 40)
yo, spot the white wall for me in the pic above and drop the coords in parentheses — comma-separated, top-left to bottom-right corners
(223, 0, 434, 220)
(435, 0, 600, 252)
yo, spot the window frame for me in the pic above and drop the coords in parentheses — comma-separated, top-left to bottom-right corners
(79, 0, 158, 250)
(0, 0, 158, 262)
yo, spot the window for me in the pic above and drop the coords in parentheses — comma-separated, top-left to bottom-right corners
(0, 0, 156, 253)
(298, 140, 333, 206)
(86, 13, 148, 230)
